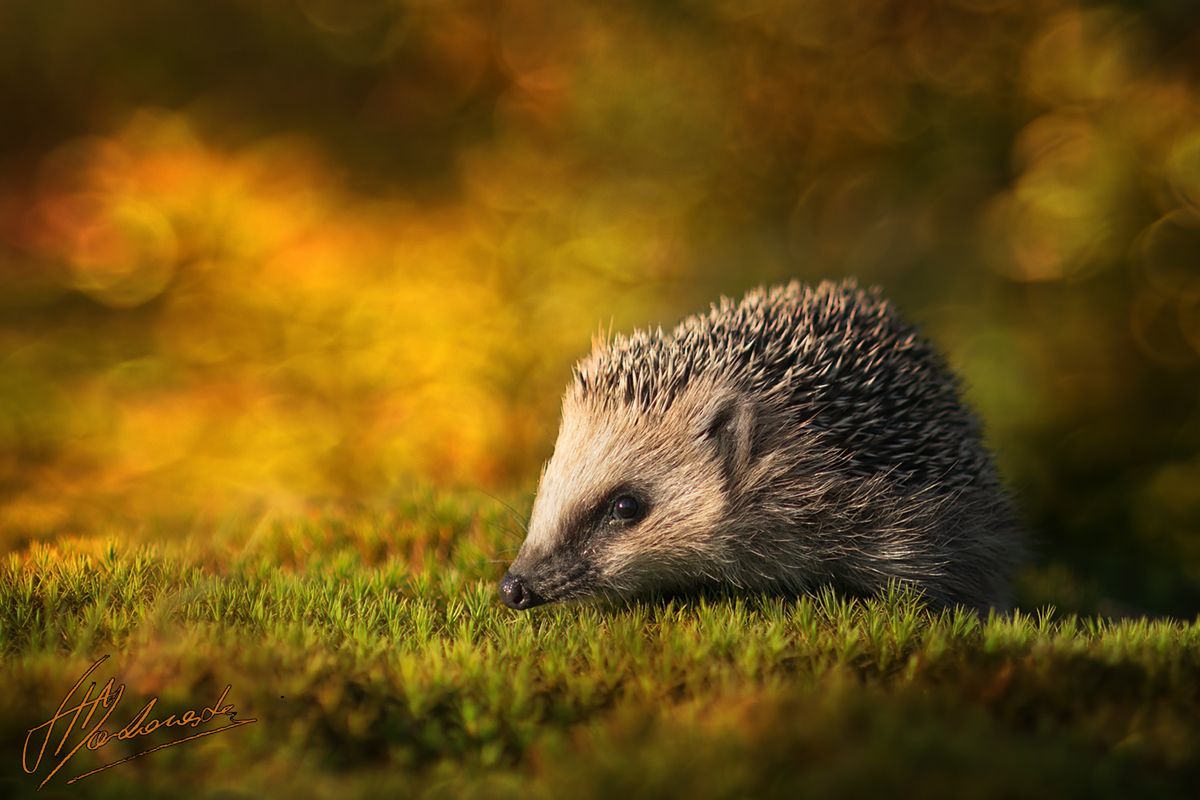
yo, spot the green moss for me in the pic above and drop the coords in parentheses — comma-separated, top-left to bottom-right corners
(2, 495, 1197, 798)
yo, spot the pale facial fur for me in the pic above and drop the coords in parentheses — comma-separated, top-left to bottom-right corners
(505, 380, 745, 605)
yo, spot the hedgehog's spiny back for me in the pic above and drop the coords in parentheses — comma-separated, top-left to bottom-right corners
(571, 280, 995, 489)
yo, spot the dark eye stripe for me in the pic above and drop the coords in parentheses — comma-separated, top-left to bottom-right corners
(558, 483, 645, 550)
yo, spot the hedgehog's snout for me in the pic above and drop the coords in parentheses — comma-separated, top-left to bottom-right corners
(499, 571, 548, 611)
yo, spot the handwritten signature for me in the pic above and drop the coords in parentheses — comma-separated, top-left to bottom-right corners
(22, 655, 257, 790)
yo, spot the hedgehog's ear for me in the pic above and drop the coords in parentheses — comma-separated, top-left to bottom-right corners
(696, 391, 756, 481)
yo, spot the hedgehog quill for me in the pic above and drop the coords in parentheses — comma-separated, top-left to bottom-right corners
(500, 280, 1022, 613)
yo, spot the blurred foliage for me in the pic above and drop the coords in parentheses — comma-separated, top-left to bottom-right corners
(0, 0, 1198, 612)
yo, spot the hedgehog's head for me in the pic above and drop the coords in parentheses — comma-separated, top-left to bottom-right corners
(500, 374, 763, 610)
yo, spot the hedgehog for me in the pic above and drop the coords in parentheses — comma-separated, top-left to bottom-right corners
(499, 279, 1022, 613)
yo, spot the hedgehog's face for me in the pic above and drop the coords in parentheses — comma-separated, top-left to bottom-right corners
(500, 380, 755, 610)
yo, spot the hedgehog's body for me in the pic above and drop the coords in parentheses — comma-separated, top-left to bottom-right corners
(500, 280, 1021, 612)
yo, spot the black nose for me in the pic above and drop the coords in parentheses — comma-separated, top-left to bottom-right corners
(499, 573, 547, 610)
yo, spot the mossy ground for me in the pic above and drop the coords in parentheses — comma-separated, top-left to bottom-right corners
(2, 491, 1198, 799)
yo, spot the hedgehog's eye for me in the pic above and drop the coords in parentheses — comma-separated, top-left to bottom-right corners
(609, 494, 644, 524)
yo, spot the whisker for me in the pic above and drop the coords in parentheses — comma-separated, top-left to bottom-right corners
(475, 488, 530, 535)
(493, 523, 526, 543)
